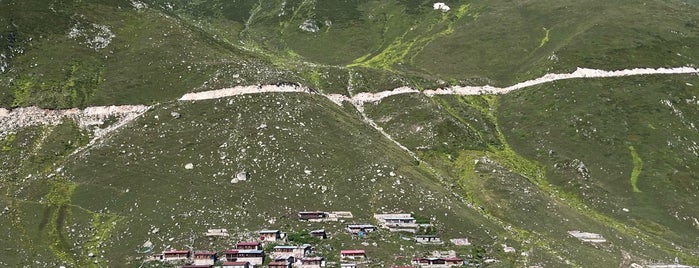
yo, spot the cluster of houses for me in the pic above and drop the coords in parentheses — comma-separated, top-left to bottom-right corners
(153, 238, 326, 268)
(148, 211, 469, 268)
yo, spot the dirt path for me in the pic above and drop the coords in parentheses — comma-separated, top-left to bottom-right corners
(2, 66, 697, 136)
(0, 105, 150, 137)
(180, 66, 699, 104)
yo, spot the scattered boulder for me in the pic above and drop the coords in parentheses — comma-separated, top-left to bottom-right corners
(236, 171, 248, 181)
(299, 19, 320, 32)
(433, 2, 450, 12)
(184, 163, 194, 170)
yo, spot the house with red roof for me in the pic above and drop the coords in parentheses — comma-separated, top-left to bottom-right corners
(340, 249, 366, 260)
(162, 249, 190, 262)
(444, 257, 464, 266)
(193, 251, 217, 265)
(224, 250, 239, 262)
(300, 256, 325, 268)
(237, 241, 262, 250)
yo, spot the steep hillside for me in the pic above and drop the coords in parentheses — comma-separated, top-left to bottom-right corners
(1, 0, 699, 267)
(498, 75, 699, 262)
(3, 0, 699, 108)
(2, 94, 516, 266)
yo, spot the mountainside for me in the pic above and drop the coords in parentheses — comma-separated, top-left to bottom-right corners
(1, 0, 698, 267)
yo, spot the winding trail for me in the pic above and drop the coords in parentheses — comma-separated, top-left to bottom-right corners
(2, 66, 698, 138)
(179, 66, 699, 105)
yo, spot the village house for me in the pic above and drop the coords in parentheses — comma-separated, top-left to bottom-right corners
(259, 229, 284, 242)
(340, 263, 357, 268)
(229, 249, 265, 266)
(345, 224, 377, 235)
(237, 241, 262, 250)
(298, 211, 333, 222)
(310, 229, 327, 239)
(146, 254, 163, 262)
(444, 257, 464, 266)
(193, 251, 217, 265)
(330, 211, 354, 219)
(374, 213, 419, 233)
(162, 250, 190, 262)
(267, 261, 291, 268)
(271, 244, 312, 259)
(224, 250, 239, 262)
(300, 257, 325, 268)
(340, 250, 366, 260)
(272, 255, 296, 264)
(415, 235, 443, 244)
(221, 261, 250, 268)
(182, 265, 213, 268)
(411, 257, 464, 267)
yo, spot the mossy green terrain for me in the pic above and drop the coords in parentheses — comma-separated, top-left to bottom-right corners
(1, 0, 699, 267)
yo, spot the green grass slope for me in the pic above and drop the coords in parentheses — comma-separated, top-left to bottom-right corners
(497, 75, 699, 263)
(3, 0, 699, 108)
(361, 92, 699, 266)
(1, 0, 699, 267)
(1, 94, 519, 266)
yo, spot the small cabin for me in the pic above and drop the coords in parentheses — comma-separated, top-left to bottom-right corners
(345, 224, 376, 235)
(411, 257, 463, 267)
(193, 251, 217, 265)
(374, 213, 419, 233)
(237, 241, 262, 250)
(310, 229, 327, 239)
(301, 257, 325, 268)
(444, 257, 464, 265)
(272, 244, 312, 259)
(232, 250, 265, 266)
(298, 211, 329, 222)
(162, 250, 190, 262)
(260, 230, 283, 242)
(340, 250, 366, 260)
